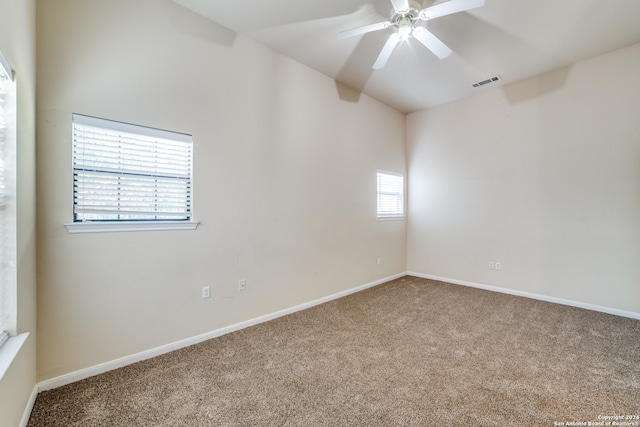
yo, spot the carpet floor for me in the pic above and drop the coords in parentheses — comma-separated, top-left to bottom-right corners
(28, 276, 640, 426)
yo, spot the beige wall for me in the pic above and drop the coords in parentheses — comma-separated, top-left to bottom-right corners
(36, 0, 406, 381)
(0, 0, 37, 425)
(407, 43, 640, 314)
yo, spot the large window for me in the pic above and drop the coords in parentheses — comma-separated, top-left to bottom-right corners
(70, 114, 195, 231)
(377, 170, 405, 219)
(0, 50, 16, 343)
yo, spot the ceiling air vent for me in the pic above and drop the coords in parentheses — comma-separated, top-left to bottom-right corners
(472, 75, 502, 88)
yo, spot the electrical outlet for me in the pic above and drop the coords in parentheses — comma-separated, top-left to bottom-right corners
(495, 262, 502, 271)
(489, 262, 495, 270)
(238, 279, 247, 291)
(377, 258, 381, 266)
(202, 286, 211, 299)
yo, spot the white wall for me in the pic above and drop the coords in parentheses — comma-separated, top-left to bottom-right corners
(36, 0, 406, 381)
(0, 0, 37, 425)
(407, 43, 640, 315)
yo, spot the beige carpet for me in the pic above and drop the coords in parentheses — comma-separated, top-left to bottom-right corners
(28, 276, 640, 426)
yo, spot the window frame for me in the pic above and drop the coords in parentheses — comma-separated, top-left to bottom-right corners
(65, 114, 198, 233)
(376, 170, 405, 220)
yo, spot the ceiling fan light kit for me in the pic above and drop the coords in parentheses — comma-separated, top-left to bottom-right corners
(337, 0, 485, 69)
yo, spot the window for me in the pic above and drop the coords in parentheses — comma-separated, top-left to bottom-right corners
(68, 114, 196, 232)
(0, 50, 16, 344)
(377, 170, 404, 219)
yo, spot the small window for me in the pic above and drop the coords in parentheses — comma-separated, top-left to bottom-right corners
(377, 171, 404, 219)
(72, 114, 193, 224)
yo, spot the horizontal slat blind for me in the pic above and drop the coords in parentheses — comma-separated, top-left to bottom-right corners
(377, 171, 404, 218)
(72, 114, 193, 222)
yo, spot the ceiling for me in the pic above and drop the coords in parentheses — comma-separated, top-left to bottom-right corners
(171, 0, 640, 113)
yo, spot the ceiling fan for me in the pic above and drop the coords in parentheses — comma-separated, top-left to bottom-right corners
(337, 0, 485, 69)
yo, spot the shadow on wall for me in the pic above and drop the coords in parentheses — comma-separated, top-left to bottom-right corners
(334, 80, 362, 103)
(500, 65, 572, 105)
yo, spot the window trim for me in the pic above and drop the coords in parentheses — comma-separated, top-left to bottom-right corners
(0, 332, 28, 382)
(64, 220, 198, 233)
(376, 170, 406, 220)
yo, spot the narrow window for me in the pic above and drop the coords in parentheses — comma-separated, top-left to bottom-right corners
(0, 50, 16, 344)
(72, 114, 193, 223)
(377, 171, 404, 219)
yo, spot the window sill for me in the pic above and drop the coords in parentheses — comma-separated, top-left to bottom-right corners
(377, 216, 406, 221)
(0, 333, 28, 382)
(64, 221, 199, 234)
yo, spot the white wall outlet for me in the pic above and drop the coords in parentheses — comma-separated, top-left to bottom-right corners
(376, 258, 381, 266)
(202, 286, 211, 299)
(489, 262, 495, 270)
(495, 262, 502, 270)
(238, 279, 247, 291)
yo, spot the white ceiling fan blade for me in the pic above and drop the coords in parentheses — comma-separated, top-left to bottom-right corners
(373, 33, 401, 69)
(336, 21, 391, 40)
(418, 0, 485, 21)
(390, 0, 410, 14)
(412, 27, 452, 59)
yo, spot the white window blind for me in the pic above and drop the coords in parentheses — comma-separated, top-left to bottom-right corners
(0, 51, 17, 341)
(72, 114, 193, 222)
(377, 171, 404, 219)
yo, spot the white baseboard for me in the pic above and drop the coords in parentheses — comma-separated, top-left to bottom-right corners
(408, 271, 640, 320)
(36, 272, 406, 393)
(20, 385, 39, 427)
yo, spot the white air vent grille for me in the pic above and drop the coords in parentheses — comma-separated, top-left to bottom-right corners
(472, 75, 502, 88)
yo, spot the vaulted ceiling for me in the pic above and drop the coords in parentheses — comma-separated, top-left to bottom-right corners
(171, 0, 640, 113)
